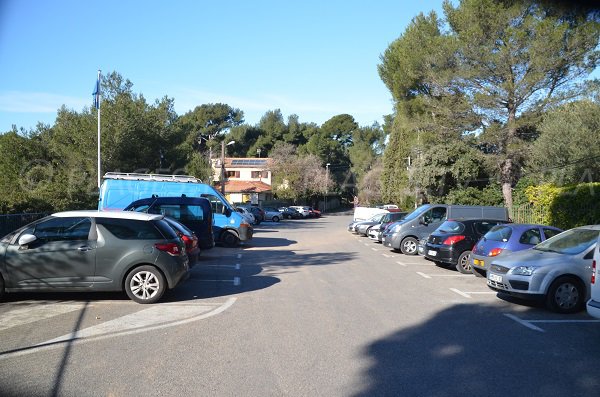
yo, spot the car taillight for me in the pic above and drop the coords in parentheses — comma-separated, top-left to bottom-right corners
(180, 235, 193, 250)
(489, 248, 503, 257)
(593, 260, 597, 285)
(155, 242, 181, 256)
(443, 235, 466, 245)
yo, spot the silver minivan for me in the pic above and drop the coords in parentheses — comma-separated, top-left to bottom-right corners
(0, 211, 189, 304)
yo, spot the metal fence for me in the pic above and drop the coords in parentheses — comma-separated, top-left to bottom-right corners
(509, 204, 545, 224)
(0, 213, 47, 237)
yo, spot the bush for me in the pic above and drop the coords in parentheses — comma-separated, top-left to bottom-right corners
(526, 183, 600, 229)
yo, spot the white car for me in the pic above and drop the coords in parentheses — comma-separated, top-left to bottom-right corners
(586, 234, 600, 318)
(235, 207, 256, 225)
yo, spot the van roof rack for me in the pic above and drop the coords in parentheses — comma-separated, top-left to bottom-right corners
(103, 172, 201, 183)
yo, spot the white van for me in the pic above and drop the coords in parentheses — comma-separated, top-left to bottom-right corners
(586, 236, 600, 318)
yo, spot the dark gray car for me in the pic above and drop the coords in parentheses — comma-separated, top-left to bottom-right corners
(0, 210, 189, 304)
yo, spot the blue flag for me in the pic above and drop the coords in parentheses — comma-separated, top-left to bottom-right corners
(92, 77, 100, 109)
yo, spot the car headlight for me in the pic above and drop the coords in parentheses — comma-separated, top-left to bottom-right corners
(511, 266, 535, 276)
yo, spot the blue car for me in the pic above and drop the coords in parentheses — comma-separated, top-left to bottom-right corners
(471, 223, 563, 277)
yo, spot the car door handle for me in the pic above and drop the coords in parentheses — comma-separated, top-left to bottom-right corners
(78, 246, 93, 252)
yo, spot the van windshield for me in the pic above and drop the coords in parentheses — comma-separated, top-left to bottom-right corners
(402, 205, 432, 222)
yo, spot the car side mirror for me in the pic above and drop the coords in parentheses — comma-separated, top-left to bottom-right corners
(223, 207, 232, 217)
(18, 233, 37, 246)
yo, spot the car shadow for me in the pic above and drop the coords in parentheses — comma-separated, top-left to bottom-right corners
(353, 302, 600, 397)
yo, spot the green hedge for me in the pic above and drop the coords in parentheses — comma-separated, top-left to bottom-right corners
(526, 183, 600, 229)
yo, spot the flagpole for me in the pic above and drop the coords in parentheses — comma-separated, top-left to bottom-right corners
(96, 70, 101, 189)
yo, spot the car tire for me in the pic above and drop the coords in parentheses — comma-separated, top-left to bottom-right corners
(272, 216, 280, 222)
(221, 230, 240, 247)
(125, 265, 166, 304)
(0, 274, 5, 301)
(546, 276, 585, 314)
(400, 237, 418, 255)
(455, 251, 472, 274)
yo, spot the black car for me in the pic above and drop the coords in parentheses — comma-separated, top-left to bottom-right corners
(279, 207, 302, 219)
(423, 218, 509, 274)
(124, 196, 215, 250)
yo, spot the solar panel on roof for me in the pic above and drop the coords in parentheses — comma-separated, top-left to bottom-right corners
(230, 159, 267, 166)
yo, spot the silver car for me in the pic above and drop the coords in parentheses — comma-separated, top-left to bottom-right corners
(0, 210, 189, 304)
(487, 225, 600, 313)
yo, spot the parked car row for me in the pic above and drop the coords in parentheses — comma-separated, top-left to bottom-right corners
(351, 203, 600, 315)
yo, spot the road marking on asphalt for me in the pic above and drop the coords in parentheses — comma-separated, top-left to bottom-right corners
(0, 297, 237, 360)
(504, 313, 600, 333)
(449, 288, 496, 298)
(396, 261, 407, 267)
(0, 304, 85, 331)
(371, 248, 379, 251)
(417, 272, 472, 279)
(236, 263, 241, 270)
(237, 253, 242, 259)
(381, 254, 394, 258)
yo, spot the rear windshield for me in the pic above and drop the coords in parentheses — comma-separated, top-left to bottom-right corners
(97, 218, 166, 240)
(485, 225, 512, 242)
(437, 221, 465, 233)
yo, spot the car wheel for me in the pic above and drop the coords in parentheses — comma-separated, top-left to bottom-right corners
(125, 265, 166, 304)
(455, 251, 472, 274)
(272, 216, 280, 222)
(221, 230, 240, 247)
(400, 237, 418, 255)
(546, 276, 585, 314)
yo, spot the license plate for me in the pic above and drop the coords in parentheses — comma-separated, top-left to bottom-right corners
(489, 274, 502, 283)
(427, 250, 437, 257)
(473, 259, 484, 267)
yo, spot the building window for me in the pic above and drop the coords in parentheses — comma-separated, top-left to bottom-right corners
(226, 171, 240, 178)
(251, 171, 269, 178)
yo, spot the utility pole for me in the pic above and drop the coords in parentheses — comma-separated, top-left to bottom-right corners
(220, 140, 235, 195)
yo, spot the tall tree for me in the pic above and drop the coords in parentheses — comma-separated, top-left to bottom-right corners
(444, 0, 600, 207)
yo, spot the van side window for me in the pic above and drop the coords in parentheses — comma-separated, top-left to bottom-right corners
(203, 194, 226, 215)
(180, 205, 203, 221)
(424, 207, 447, 223)
(156, 205, 181, 219)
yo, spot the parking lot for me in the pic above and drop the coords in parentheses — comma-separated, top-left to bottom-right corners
(1, 214, 600, 396)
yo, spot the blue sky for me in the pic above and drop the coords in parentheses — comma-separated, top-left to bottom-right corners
(0, 0, 450, 132)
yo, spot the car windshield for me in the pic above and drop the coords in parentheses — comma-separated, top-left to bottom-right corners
(436, 221, 464, 234)
(534, 228, 599, 255)
(484, 225, 512, 242)
(402, 204, 432, 222)
(370, 213, 386, 222)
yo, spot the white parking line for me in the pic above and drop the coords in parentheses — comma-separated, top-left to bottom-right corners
(0, 298, 237, 360)
(396, 261, 407, 267)
(237, 253, 242, 259)
(450, 288, 496, 298)
(417, 272, 471, 279)
(504, 313, 600, 332)
(381, 254, 393, 258)
(371, 248, 379, 251)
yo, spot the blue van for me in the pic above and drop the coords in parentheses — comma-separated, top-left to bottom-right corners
(98, 173, 252, 247)
(124, 196, 215, 250)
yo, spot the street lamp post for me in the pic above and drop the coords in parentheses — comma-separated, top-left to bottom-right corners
(325, 163, 330, 213)
(220, 140, 235, 195)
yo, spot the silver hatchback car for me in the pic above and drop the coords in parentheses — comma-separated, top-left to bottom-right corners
(487, 225, 600, 313)
(0, 210, 189, 304)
